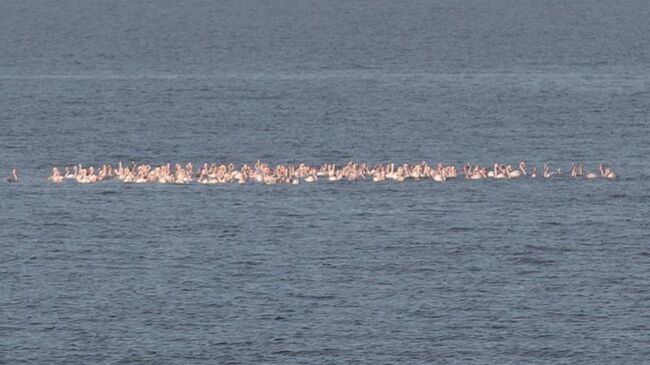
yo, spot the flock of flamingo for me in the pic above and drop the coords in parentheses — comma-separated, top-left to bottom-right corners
(3, 161, 617, 185)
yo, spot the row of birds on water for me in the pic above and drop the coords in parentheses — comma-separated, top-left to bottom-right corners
(4, 161, 617, 184)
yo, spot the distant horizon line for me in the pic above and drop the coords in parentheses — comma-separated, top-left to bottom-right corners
(0, 68, 644, 81)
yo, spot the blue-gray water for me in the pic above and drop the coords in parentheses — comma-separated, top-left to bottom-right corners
(1, 1, 649, 363)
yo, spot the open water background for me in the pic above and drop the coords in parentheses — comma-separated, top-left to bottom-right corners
(1, 1, 649, 363)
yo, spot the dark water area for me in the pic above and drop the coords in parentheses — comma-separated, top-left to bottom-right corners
(1, 1, 649, 363)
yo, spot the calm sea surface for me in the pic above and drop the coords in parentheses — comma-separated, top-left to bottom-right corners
(1, 1, 649, 363)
